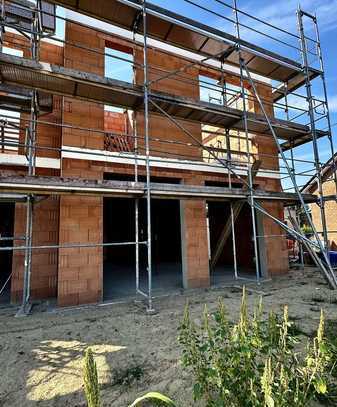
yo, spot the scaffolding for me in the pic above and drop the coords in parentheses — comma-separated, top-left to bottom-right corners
(0, 0, 337, 315)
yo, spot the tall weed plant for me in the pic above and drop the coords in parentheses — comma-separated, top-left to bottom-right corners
(178, 287, 335, 407)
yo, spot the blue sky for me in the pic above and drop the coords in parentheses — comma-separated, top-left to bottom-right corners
(148, 0, 337, 190)
(55, 0, 337, 191)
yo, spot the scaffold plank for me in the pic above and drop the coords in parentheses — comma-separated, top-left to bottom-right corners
(0, 175, 317, 203)
(0, 53, 326, 151)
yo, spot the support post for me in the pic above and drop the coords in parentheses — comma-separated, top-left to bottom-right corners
(230, 202, 238, 279)
(313, 13, 337, 200)
(297, 8, 329, 253)
(142, 0, 153, 313)
(16, 4, 40, 313)
(233, 0, 260, 284)
(0, 0, 4, 53)
(17, 194, 34, 316)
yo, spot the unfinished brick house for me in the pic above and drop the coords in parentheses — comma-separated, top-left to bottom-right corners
(1, 0, 336, 312)
(302, 154, 337, 249)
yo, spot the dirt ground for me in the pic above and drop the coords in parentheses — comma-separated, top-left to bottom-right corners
(1, 268, 337, 407)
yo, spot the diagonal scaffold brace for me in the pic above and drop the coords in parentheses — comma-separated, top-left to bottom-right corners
(240, 58, 337, 289)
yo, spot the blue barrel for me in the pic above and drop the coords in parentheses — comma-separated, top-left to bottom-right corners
(329, 251, 337, 267)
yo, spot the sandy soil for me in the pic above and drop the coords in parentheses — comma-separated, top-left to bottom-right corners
(0, 268, 337, 407)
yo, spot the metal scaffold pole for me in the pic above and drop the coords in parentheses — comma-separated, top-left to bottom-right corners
(240, 58, 337, 289)
(134, 117, 140, 296)
(313, 12, 337, 200)
(233, 0, 260, 283)
(297, 8, 329, 252)
(17, 92, 37, 316)
(0, 0, 4, 53)
(16, 2, 41, 315)
(230, 202, 238, 279)
(131, 25, 140, 299)
(142, 0, 153, 313)
(2, 0, 337, 320)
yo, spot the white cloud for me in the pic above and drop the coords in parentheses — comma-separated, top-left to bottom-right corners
(328, 95, 337, 112)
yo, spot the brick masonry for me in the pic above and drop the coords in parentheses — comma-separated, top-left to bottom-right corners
(10, 33, 62, 302)
(57, 23, 104, 306)
(310, 180, 337, 249)
(180, 176, 210, 288)
(6, 21, 289, 305)
(11, 196, 59, 302)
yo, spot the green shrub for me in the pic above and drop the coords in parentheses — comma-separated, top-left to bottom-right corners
(83, 348, 101, 407)
(178, 287, 335, 407)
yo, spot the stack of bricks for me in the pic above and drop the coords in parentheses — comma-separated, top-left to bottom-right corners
(104, 110, 133, 152)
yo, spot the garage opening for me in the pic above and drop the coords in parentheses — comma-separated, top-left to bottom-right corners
(208, 200, 259, 284)
(0, 202, 14, 304)
(103, 197, 182, 300)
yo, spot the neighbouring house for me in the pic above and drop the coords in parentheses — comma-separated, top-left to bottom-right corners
(301, 153, 337, 250)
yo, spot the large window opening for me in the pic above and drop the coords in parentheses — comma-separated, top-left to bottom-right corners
(104, 43, 134, 151)
(105, 43, 134, 84)
(0, 47, 24, 156)
(0, 203, 14, 304)
(103, 197, 182, 301)
(199, 74, 243, 109)
(199, 72, 256, 166)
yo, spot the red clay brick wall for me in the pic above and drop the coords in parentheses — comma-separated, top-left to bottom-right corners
(58, 23, 104, 306)
(134, 47, 202, 160)
(6, 25, 289, 303)
(8, 34, 62, 303)
(11, 197, 59, 302)
(180, 176, 210, 288)
(310, 180, 337, 249)
(3, 33, 63, 162)
(58, 196, 102, 306)
(261, 201, 288, 275)
(254, 82, 280, 173)
(105, 111, 128, 134)
(253, 82, 287, 275)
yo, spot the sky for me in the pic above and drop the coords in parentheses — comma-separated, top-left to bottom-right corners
(148, 0, 337, 191)
(54, 1, 337, 190)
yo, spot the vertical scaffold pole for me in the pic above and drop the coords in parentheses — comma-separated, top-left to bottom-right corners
(313, 14, 337, 200)
(134, 110, 140, 295)
(131, 26, 140, 297)
(17, 5, 40, 316)
(142, 0, 153, 312)
(297, 8, 329, 252)
(19, 194, 34, 315)
(233, 0, 260, 283)
(230, 202, 238, 279)
(0, 0, 5, 53)
(18, 91, 37, 316)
